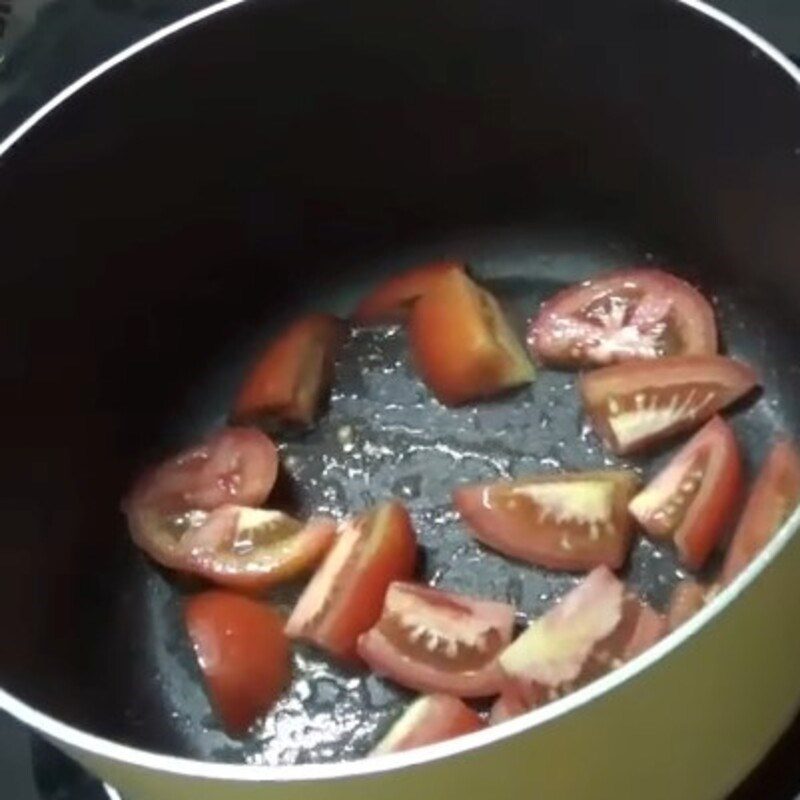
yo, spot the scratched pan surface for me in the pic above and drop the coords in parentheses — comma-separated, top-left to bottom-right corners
(105, 223, 798, 766)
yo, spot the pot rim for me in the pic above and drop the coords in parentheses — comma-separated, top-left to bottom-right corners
(0, 0, 798, 783)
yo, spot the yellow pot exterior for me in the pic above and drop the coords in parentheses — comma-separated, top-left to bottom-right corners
(69, 525, 800, 800)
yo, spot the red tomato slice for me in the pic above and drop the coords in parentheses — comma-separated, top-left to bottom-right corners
(494, 595, 664, 720)
(721, 439, 800, 584)
(629, 416, 741, 570)
(528, 268, 717, 368)
(499, 566, 625, 687)
(555, 593, 666, 700)
(353, 260, 464, 324)
(125, 427, 278, 515)
(409, 269, 535, 405)
(666, 579, 711, 632)
(184, 591, 289, 736)
(181, 507, 336, 592)
(454, 470, 640, 571)
(580, 355, 758, 455)
(233, 313, 344, 426)
(128, 505, 334, 590)
(124, 427, 279, 570)
(372, 694, 484, 755)
(286, 501, 417, 661)
(357, 582, 515, 698)
(500, 574, 664, 706)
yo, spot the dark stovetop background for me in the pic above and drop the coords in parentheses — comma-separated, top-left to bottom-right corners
(0, 1, 798, 798)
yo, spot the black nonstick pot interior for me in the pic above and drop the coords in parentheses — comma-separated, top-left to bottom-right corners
(0, 0, 798, 767)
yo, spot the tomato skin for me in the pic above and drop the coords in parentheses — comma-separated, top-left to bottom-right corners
(629, 416, 741, 570)
(124, 427, 278, 516)
(358, 582, 516, 698)
(124, 427, 279, 571)
(353, 261, 464, 324)
(409, 269, 535, 405)
(454, 471, 640, 571)
(373, 694, 485, 755)
(233, 313, 344, 426)
(721, 439, 800, 584)
(580, 355, 758, 455)
(528, 268, 718, 368)
(286, 501, 417, 661)
(499, 566, 625, 688)
(184, 508, 337, 593)
(184, 591, 289, 736)
(667, 579, 709, 631)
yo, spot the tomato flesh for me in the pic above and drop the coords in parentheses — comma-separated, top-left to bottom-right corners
(353, 260, 464, 324)
(124, 427, 279, 570)
(500, 566, 625, 688)
(454, 470, 639, 571)
(181, 507, 337, 592)
(286, 501, 417, 661)
(184, 591, 289, 736)
(721, 439, 800, 584)
(358, 582, 515, 698)
(233, 313, 344, 426)
(629, 416, 741, 570)
(373, 694, 484, 755)
(409, 269, 535, 405)
(528, 268, 717, 368)
(580, 355, 758, 454)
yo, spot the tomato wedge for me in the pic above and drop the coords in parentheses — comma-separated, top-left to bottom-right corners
(124, 427, 278, 516)
(372, 694, 484, 755)
(358, 582, 515, 698)
(409, 269, 535, 405)
(353, 260, 464, 324)
(528, 268, 717, 368)
(542, 593, 667, 700)
(629, 416, 741, 570)
(129, 504, 334, 591)
(500, 571, 664, 703)
(180, 507, 336, 592)
(454, 470, 640, 571)
(580, 355, 758, 455)
(184, 591, 289, 736)
(233, 313, 344, 426)
(666, 579, 710, 632)
(499, 566, 625, 688)
(124, 427, 279, 570)
(286, 501, 417, 661)
(721, 439, 800, 584)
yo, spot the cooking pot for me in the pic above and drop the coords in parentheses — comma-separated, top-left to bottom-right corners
(0, 0, 799, 798)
